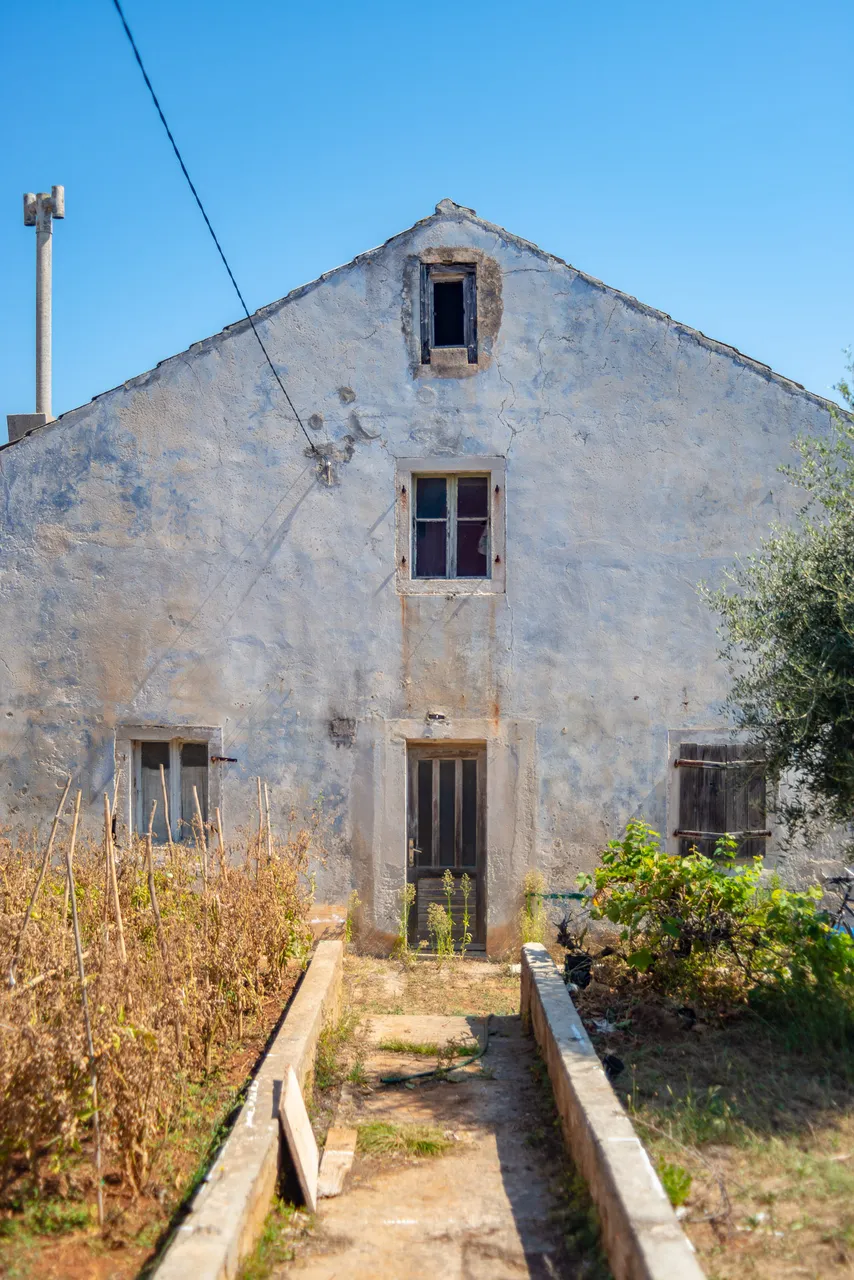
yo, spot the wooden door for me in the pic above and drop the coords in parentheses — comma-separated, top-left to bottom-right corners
(406, 745, 486, 949)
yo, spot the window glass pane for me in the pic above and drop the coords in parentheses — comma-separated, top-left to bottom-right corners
(461, 759, 477, 866)
(432, 279, 465, 346)
(180, 742, 208, 843)
(416, 476, 447, 518)
(456, 520, 489, 577)
(417, 759, 433, 867)
(457, 476, 489, 518)
(415, 520, 447, 577)
(439, 760, 455, 865)
(140, 741, 170, 843)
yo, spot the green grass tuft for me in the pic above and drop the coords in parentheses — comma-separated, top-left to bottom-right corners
(377, 1038, 475, 1057)
(356, 1121, 451, 1158)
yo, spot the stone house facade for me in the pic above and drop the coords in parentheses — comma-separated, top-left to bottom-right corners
(0, 200, 838, 950)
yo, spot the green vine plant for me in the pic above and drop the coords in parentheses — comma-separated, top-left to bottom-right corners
(519, 870, 548, 945)
(427, 900, 454, 963)
(460, 873, 473, 959)
(392, 882, 416, 960)
(343, 889, 361, 946)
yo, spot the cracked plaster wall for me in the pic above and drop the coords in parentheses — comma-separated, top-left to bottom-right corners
(0, 205, 838, 942)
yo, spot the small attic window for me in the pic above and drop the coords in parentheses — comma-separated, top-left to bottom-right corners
(420, 263, 477, 364)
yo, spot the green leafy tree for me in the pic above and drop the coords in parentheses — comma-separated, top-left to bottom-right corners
(704, 363, 854, 841)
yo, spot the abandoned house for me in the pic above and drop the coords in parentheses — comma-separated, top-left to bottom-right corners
(0, 199, 839, 951)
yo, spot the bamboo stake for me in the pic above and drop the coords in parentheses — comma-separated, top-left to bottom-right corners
(159, 763, 175, 856)
(263, 783, 273, 865)
(111, 767, 122, 826)
(193, 785, 208, 887)
(256, 777, 263, 877)
(104, 793, 127, 965)
(9, 775, 72, 987)
(215, 806, 225, 867)
(65, 791, 104, 1228)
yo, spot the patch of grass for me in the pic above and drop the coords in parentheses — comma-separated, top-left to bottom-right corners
(238, 1198, 309, 1280)
(356, 1122, 451, 1158)
(347, 1061, 368, 1087)
(656, 1158, 692, 1207)
(0, 1198, 92, 1239)
(314, 1008, 360, 1092)
(377, 1038, 475, 1057)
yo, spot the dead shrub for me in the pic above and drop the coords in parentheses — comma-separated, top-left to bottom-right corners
(0, 801, 316, 1204)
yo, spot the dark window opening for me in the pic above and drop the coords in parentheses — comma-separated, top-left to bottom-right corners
(433, 280, 465, 346)
(413, 474, 490, 579)
(420, 263, 477, 364)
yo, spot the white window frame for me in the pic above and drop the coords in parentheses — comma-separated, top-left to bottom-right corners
(114, 723, 222, 842)
(395, 456, 506, 596)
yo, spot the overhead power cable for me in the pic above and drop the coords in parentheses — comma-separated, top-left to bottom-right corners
(110, 0, 318, 456)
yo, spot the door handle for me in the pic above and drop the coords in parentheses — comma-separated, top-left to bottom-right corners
(408, 838, 421, 867)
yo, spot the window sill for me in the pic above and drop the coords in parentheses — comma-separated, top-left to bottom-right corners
(418, 347, 480, 378)
(398, 574, 504, 597)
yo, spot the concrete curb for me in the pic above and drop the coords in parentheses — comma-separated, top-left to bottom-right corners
(156, 940, 344, 1280)
(521, 944, 705, 1280)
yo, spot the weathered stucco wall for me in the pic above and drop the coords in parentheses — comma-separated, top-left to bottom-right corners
(0, 201, 837, 942)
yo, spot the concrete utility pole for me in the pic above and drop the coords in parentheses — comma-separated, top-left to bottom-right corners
(6, 186, 65, 444)
(25, 187, 64, 421)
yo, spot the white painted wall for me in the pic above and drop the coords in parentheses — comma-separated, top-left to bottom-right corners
(0, 202, 837, 944)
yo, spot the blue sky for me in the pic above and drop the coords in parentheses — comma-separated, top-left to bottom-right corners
(1, 0, 851, 436)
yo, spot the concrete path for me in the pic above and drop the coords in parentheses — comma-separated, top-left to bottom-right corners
(280, 1013, 586, 1279)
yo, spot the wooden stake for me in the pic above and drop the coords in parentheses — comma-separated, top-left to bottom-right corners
(159, 763, 175, 856)
(9, 775, 72, 987)
(193, 785, 208, 887)
(215, 806, 225, 865)
(264, 782, 273, 865)
(146, 801, 183, 1058)
(104, 793, 127, 965)
(65, 791, 104, 1228)
(256, 777, 263, 876)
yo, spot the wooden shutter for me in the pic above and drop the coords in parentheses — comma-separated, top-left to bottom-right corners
(419, 263, 431, 364)
(678, 742, 767, 857)
(726, 744, 767, 858)
(678, 743, 727, 856)
(464, 270, 478, 363)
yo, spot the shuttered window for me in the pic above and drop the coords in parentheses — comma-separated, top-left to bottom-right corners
(676, 743, 768, 858)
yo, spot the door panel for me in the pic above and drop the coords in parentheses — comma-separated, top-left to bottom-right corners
(407, 745, 486, 948)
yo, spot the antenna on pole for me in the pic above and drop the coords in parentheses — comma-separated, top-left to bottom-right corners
(6, 186, 65, 444)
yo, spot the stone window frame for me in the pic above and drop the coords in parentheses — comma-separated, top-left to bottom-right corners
(114, 722, 223, 842)
(395, 456, 506, 596)
(406, 247, 503, 379)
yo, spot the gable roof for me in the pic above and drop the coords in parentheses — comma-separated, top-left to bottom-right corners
(2, 198, 844, 453)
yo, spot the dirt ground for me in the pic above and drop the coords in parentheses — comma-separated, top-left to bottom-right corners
(0, 978, 301, 1280)
(572, 964, 854, 1280)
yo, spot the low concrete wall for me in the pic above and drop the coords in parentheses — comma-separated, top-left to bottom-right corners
(156, 940, 344, 1280)
(521, 943, 705, 1280)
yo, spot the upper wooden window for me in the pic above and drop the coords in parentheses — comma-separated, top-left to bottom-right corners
(675, 743, 768, 858)
(413, 474, 490, 579)
(420, 263, 477, 364)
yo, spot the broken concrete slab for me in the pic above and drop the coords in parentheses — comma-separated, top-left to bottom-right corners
(280, 1065, 319, 1212)
(317, 1126, 357, 1198)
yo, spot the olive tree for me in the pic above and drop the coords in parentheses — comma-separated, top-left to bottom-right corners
(705, 365, 854, 842)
